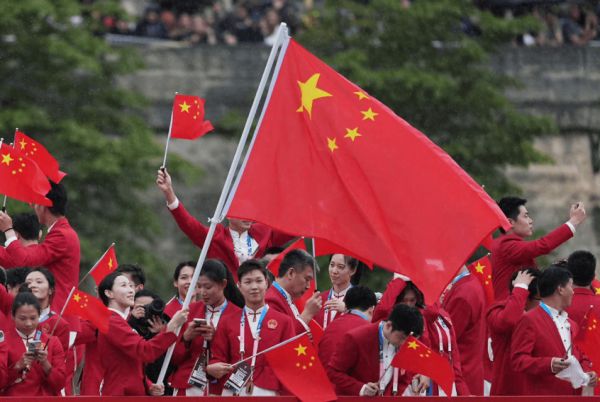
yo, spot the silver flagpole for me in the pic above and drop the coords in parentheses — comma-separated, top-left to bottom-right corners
(161, 94, 177, 169)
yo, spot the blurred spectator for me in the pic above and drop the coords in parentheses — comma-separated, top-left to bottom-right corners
(534, 6, 563, 47)
(260, 8, 281, 45)
(135, 5, 168, 39)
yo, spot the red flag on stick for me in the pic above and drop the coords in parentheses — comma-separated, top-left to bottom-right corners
(227, 40, 510, 303)
(89, 244, 118, 285)
(265, 333, 336, 402)
(14, 130, 66, 183)
(391, 336, 455, 396)
(171, 94, 213, 140)
(0, 142, 51, 206)
(467, 254, 494, 304)
(64, 289, 111, 333)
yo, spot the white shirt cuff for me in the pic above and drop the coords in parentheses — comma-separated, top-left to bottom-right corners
(167, 197, 180, 211)
(514, 283, 529, 290)
(359, 384, 370, 396)
(4, 235, 17, 247)
(565, 221, 576, 235)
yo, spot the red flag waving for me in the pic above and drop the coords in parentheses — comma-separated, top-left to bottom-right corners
(14, 130, 66, 183)
(0, 142, 51, 206)
(392, 336, 455, 396)
(266, 237, 307, 276)
(467, 255, 494, 304)
(227, 39, 510, 303)
(591, 279, 600, 295)
(314, 237, 373, 269)
(171, 94, 213, 140)
(64, 289, 111, 333)
(89, 244, 118, 285)
(265, 334, 336, 402)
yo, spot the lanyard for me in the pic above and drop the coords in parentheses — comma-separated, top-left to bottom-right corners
(539, 301, 554, 318)
(349, 309, 369, 321)
(39, 309, 52, 324)
(272, 282, 310, 331)
(246, 233, 254, 256)
(240, 305, 269, 368)
(540, 302, 571, 355)
(177, 296, 184, 306)
(203, 300, 228, 348)
(378, 322, 399, 394)
(323, 284, 352, 329)
(433, 317, 451, 355)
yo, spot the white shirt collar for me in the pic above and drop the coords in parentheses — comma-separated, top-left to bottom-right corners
(332, 283, 352, 297)
(40, 306, 51, 320)
(47, 219, 59, 233)
(109, 307, 130, 320)
(16, 328, 36, 340)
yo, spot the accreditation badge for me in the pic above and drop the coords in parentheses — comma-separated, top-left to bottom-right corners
(224, 361, 252, 395)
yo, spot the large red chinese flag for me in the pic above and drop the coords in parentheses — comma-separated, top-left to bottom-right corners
(265, 334, 336, 402)
(14, 130, 66, 183)
(64, 289, 111, 333)
(0, 142, 51, 206)
(171, 94, 213, 140)
(89, 244, 118, 285)
(574, 308, 600, 395)
(266, 237, 307, 276)
(467, 255, 494, 304)
(392, 336, 455, 396)
(227, 40, 510, 303)
(314, 237, 373, 269)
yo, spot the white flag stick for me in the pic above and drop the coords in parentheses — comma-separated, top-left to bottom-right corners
(1, 128, 18, 211)
(233, 331, 309, 366)
(312, 238, 318, 289)
(156, 23, 291, 385)
(43, 286, 76, 351)
(161, 95, 177, 169)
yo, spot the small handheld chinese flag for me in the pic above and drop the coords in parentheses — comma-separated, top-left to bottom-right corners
(467, 255, 494, 304)
(591, 279, 600, 295)
(170, 94, 213, 140)
(14, 130, 66, 183)
(89, 244, 118, 285)
(391, 336, 455, 396)
(265, 333, 336, 402)
(64, 289, 111, 333)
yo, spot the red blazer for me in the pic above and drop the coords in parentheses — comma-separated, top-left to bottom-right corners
(442, 273, 485, 395)
(486, 287, 529, 395)
(313, 289, 343, 329)
(422, 304, 469, 395)
(3, 330, 65, 396)
(38, 314, 70, 354)
(3, 218, 81, 310)
(170, 301, 241, 392)
(169, 202, 294, 281)
(0, 332, 7, 390)
(264, 285, 306, 335)
(491, 224, 572, 300)
(318, 312, 370, 369)
(97, 312, 178, 396)
(566, 287, 600, 327)
(74, 320, 101, 395)
(372, 278, 407, 323)
(209, 306, 294, 392)
(164, 297, 181, 319)
(511, 305, 590, 395)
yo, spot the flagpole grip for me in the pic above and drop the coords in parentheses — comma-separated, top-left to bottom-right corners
(43, 287, 76, 351)
(161, 108, 175, 169)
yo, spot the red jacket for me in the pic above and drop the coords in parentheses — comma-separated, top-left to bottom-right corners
(264, 284, 307, 335)
(318, 312, 370, 369)
(209, 305, 294, 392)
(442, 273, 486, 395)
(3, 329, 65, 396)
(313, 289, 343, 329)
(3, 218, 80, 310)
(97, 312, 178, 396)
(0, 331, 7, 390)
(491, 224, 572, 300)
(170, 301, 241, 393)
(372, 278, 407, 323)
(566, 287, 600, 327)
(164, 297, 182, 319)
(38, 314, 70, 354)
(75, 320, 102, 395)
(169, 202, 294, 281)
(511, 305, 590, 395)
(486, 286, 529, 395)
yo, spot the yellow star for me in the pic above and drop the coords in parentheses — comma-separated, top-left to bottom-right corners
(327, 137, 338, 152)
(294, 343, 307, 356)
(407, 340, 419, 350)
(361, 108, 378, 121)
(108, 258, 113, 269)
(73, 293, 81, 303)
(344, 127, 362, 142)
(475, 263, 485, 274)
(595, 287, 600, 295)
(179, 101, 191, 113)
(18, 139, 27, 150)
(354, 91, 369, 100)
(1, 153, 14, 166)
(296, 73, 332, 119)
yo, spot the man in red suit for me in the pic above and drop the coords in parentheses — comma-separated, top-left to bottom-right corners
(318, 285, 376, 368)
(491, 196, 586, 300)
(265, 249, 322, 334)
(442, 266, 486, 395)
(511, 264, 597, 395)
(0, 182, 80, 310)
(156, 169, 293, 281)
(327, 304, 425, 396)
(487, 268, 540, 395)
(566, 250, 600, 326)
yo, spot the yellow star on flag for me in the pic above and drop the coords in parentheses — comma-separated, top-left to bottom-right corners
(407, 340, 419, 350)
(344, 127, 362, 142)
(361, 108, 378, 121)
(1, 153, 14, 166)
(327, 137, 338, 152)
(354, 91, 369, 100)
(475, 263, 485, 274)
(294, 343, 307, 356)
(73, 293, 81, 303)
(179, 101, 191, 113)
(108, 258, 113, 269)
(296, 73, 332, 119)
(18, 139, 27, 150)
(595, 287, 600, 295)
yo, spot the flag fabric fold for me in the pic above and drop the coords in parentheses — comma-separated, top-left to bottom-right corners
(467, 254, 494, 304)
(391, 335, 455, 396)
(64, 289, 111, 333)
(265, 333, 336, 402)
(171, 94, 213, 140)
(14, 130, 67, 183)
(89, 244, 118, 285)
(227, 39, 510, 303)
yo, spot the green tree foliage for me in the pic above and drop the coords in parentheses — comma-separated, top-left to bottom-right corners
(301, 0, 554, 198)
(0, 0, 173, 291)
